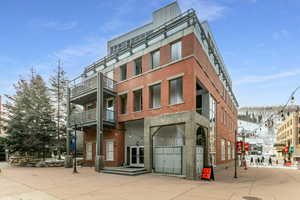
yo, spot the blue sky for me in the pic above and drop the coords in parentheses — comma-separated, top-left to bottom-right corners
(0, 0, 300, 107)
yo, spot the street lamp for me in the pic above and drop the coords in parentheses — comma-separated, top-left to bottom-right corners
(234, 129, 238, 179)
(68, 118, 81, 174)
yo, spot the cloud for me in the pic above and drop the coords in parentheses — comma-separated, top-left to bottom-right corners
(236, 69, 300, 85)
(179, 0, 227, 21)
(29, 20, 78, 31)
(272, 29, 289, 40)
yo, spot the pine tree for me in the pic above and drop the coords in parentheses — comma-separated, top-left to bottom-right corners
(4, 70, 56, 159)
(49, 61, 68, 160)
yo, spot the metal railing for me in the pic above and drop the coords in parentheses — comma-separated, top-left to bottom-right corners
(69, 108, 116, 125)
(70, 74, 116, 98)
(70, 76, 97, 98)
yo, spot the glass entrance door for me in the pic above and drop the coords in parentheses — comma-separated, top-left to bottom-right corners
(130, 146, 144, 167)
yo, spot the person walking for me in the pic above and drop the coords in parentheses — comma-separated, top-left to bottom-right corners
(269, 157, 272, 166)
(250, 157, 254, 166)
(257, 157, 261, 166)
(262, 156, 265, 166)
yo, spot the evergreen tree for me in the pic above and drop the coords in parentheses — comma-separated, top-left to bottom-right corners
(49, 61, 68, 159)
(4, 70, 56, 159)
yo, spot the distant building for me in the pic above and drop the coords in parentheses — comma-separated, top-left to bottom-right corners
(66, 2, 238, 179)
(275, 112, 300, 163)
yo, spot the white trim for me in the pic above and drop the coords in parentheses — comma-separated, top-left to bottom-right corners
(166, 73, 184, 81)
(105, 140, 114, 161)
(118, 90, 129, 96)
(147, 80, 162, 87)
(132, 86, 144, 91)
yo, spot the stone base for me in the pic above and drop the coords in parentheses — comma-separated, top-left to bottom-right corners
(95, 155, 104, 172)
(64, 155, 73, 168)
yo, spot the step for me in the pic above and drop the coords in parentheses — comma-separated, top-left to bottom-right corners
(102, 169, 148, 176)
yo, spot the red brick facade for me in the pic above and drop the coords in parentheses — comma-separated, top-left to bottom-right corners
(82, 32, 237, 167)
(113, 32, 237, 165)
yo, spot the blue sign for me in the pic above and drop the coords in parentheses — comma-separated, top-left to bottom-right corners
(71, 136, 77, 152)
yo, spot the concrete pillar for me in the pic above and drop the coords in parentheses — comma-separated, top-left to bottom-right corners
(95, 72, 104, 172)
(144, 118, 152, 172)
(65, 87, 72, 168)
(184, 117, 197, 179)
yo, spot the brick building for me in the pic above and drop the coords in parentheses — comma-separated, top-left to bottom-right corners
(65, 2, 238, 179)
(275, 112, 300, 163)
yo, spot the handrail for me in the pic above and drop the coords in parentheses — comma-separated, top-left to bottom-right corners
(70, 74, 116, 98)
(69, 108, 116, 125)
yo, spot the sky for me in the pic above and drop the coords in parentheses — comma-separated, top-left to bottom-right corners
(0, 0, 300, 107)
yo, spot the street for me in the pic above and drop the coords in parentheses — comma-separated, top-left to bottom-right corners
(0, 164, 299, 200)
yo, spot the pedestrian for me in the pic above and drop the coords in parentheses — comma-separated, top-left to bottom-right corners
(250, 157, 254, 166)
(257, 157, 260, 166)
(269, 157, 272, 166)
(262, 156, 265, 166)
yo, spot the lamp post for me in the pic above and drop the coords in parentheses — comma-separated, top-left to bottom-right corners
(68, 118, 80, 174)
(234, 129, 237, 178)
(72, 124, 78, 174)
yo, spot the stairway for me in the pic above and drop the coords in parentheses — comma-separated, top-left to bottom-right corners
(102, 167, 148, 176)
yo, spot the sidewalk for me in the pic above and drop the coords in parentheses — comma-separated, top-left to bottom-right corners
(1, 164, 300, 200)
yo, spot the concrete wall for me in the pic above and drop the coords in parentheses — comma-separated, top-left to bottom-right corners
(144, 111, 210, 179)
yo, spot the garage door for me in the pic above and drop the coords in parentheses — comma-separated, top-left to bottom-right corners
(153, 146, 182, 175)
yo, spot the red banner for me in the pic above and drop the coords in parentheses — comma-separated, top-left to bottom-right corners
(245, 143, 249, 152)
(284, 147, 289, 153)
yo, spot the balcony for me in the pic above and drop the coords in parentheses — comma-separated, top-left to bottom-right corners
(69, 108, 116, 127)
(69, 74, 116, 105)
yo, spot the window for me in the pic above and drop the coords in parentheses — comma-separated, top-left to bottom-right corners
(133, 89, 143, 112)
(151, 50, 160, 69)
(149, 83, 161, 108)
(221, 139, 226, 161)
(106, 141, 114, 161)
(86, 143, 93, 161)
(119, 94, 127, 114)
(120, 64, 127, 81)
(228, 141, 231, 160)
(171, 41, 182, 61)
(232, 145, 235, 159)
(134, 57, 142, 75)
(169, 77, 183, 105)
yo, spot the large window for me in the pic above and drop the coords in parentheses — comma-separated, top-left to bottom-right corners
(105, 140, 114, 161)
(171, 41, 182, 61)
(221, 139, 226, 161)
(227, 141, 231, 160)
(149, 83, 161, 108)
(119, 94, 127, 114)
(133, 89, 143, 112)
(151, 50, 160, 69)
(169, 77, 183, 105)
(134, 57, 142, 75)
(120, 64, 127, 81)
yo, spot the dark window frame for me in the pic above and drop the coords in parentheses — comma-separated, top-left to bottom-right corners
(134, 57, 142, 75)
(151, 50, 160, 69)
(133, 89, 143, 112)
(149, 83, 161, 109)
(119, 93, 127, 114)
(120, 64, 127, 81)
